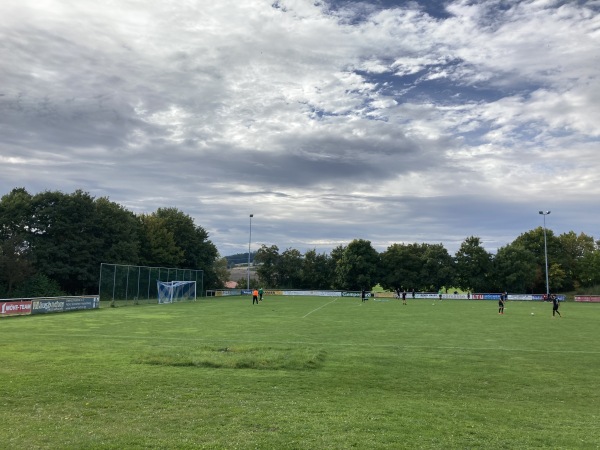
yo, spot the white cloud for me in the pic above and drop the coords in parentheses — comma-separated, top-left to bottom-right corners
(0, 0, 598, 256)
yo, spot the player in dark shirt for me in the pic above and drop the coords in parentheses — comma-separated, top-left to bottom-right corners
(552, 294, 561, 317)
(498, 292, 505, 314)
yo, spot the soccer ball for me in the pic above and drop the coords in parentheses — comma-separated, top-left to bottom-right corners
(531, 312, 535, 316)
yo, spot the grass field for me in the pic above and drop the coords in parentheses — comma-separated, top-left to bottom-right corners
(1, 296, 599, 449)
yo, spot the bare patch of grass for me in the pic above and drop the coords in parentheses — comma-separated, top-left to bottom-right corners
(135, 345, 326, 370)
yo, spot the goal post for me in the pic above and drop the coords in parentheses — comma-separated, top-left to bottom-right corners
(157, 281, 197, 304)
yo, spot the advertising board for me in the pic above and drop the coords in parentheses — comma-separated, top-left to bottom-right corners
(0, 301, 32, 317)
(31, 296, 99, 315)
(574, 296, 600, 303)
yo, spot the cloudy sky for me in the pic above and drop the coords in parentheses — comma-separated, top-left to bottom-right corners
(1, 0, 599, 257)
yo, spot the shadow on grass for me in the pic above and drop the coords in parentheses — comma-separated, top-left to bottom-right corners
(135, 345, 327, 370)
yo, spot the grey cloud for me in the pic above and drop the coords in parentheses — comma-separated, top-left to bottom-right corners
(1, 0, 598, 258)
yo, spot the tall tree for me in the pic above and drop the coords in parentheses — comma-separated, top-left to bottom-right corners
(421, 243, 455, 292)
(380, 243, 424, 291)
(330, 244, 346, 268)
(28, 190, 101, 294)
(138, 214, 184, 267)
(255, 244, 280, 287)
(301, 249, 334, 289)
(557, 231, 596, 290)
(493, 244, 538, 293)
(512, 227, 561, 292)
(94, 197, 141, 265)
(0, 235, 33, 296)
(454, 236, 492, 292)
(278, 248, 303, 289)
(549, 263, 567, 292)
(0, 187, 33, 238)
(577, 241, 600, 288)
(152, 207, 219, 288)
(0, 188, 34, 296)
(334, 239, 380, 291)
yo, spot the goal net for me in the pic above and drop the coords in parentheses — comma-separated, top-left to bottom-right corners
(157, 281, 197, 304)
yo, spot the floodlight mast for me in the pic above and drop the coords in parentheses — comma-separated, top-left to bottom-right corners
(538, 211, 551, 298)
(247, 214, 253, 290)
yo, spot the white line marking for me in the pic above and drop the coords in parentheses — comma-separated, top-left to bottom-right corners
(302, 299, 338, 318)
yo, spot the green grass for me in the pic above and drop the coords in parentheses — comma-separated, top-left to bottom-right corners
(1, 297, 599, 449)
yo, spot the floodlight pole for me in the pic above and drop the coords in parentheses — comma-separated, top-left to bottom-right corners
(539, 211, 551, 298)
(247, 214, 253, 290)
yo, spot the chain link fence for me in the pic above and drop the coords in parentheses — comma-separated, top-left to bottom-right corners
(98, 263, 203, 306)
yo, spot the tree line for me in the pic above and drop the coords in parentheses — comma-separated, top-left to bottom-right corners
(2, 187, 599, 298)
(248, 231, 600, 294)
(0, 188, 222, 298)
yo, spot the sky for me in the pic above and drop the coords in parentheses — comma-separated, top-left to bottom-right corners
(1, 0, 599, 258)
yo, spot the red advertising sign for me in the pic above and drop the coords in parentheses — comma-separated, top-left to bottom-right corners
(0, 301, 33, 317)
(574, 296, 600, 303)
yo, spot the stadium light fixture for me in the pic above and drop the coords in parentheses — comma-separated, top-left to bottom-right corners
(247, 214, 253, 290)
(538, 211, 551, 298)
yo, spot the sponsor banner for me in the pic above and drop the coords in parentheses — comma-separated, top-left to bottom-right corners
(0, 301, 32, 317)
(63, 297, 99, 311)
(530, 294, 564, 301)
(242, 289, 288, 296)
(341, 291, 374, 298)
(508, 295, 532, 301)
(264, 290, 283, 296)
(31, 296, 100, 315)
(32, 299, 65, 314)
(574, 296, 600, 303)
(283, 290, 341, 297)
(215, 290, 241, 297)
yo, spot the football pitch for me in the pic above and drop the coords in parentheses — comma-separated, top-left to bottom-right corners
(1, 296, 599, 449)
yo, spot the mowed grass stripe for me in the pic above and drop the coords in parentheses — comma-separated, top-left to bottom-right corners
(8, 331, 600, 355)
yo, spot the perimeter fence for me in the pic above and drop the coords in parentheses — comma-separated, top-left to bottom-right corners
(99, 263, 203, 306)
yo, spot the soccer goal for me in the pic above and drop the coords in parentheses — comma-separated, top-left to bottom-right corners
(157, 281, 197, 304)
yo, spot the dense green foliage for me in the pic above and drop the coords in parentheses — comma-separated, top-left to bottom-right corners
(2, 187, 599, 297)
(253, 231, 600, 293)
(1, 297, 599, 448)
(0, 188, 220, 298)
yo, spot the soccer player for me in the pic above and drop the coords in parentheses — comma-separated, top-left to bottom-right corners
(498, 292, 505, 314)
(252, 288, 259, 305)
(259, 287, 264, 301)
(402, 290, 407, 305)
(361, 289, 366, 302)
(551, 294, 561, 317)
